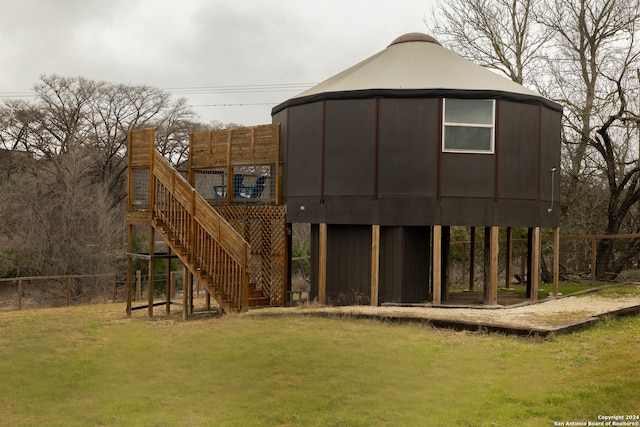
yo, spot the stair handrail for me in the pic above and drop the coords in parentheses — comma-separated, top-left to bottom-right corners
(151, 150, 251, 311)
(152, 151, 249, 264)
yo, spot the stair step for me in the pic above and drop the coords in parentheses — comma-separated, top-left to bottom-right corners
(249, 297, 271, 307)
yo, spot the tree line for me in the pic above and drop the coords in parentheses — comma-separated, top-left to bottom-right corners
(427, 0, 640, 279)
(3, 0, 640, 281)
(0, 74, 223, 278)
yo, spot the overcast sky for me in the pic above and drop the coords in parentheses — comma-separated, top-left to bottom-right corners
(0, 0, 435, 126)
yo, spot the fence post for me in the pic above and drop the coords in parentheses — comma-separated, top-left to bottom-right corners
(553, 227, 560, 297)
(505, 227, 512, 289)
(469, 226, 476, 291)
(591, 237, 597, 282)
(67, 277, 71, 306)
(136, 270, 142, 302)
(18, 279, 22, 310)
(112, 274, 117, 302)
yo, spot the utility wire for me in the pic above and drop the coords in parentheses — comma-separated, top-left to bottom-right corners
(0, 82, 315, 98)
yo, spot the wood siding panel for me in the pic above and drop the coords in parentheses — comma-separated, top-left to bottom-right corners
(286, 103, 323, 197)
(378, 99, 439, 197)
(324, 100, 376, 197)
(440, 153, 494, 198)
(325, 225, 372, 304)
(498, 102, 539, 199)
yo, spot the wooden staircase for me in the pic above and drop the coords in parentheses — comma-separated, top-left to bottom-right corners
(148, 150, 271, 313)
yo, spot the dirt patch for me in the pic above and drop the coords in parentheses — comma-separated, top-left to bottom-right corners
(249, 285, 640, 334)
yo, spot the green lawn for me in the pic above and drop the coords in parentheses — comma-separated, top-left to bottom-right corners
(0, 303, 638, 426)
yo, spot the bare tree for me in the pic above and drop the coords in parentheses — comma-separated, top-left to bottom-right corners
(426, 0, 550, 85)
(428, 0, 640, 279)
(0, 75, 199, 276)
(540, 0, 640, 278)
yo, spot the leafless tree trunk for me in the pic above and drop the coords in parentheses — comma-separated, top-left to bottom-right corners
(427, 0, 640, 280)
(0, 74, 201, 277)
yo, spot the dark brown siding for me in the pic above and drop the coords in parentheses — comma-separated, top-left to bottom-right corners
(283, 96, 560, 228)
(286, 102, 323, 197)
(325, 224, 372, 304)
(539, 108, 562, 227)
(324, 100, 377, 197)
(498, 102, 539, 199)
(440, 152, 495, 198)
(379, 226, 431, 303)
(378, 99, 439, 197)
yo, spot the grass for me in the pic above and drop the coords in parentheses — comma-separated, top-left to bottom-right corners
(508, 281, 597, 300)
(0, 303, 639, 426)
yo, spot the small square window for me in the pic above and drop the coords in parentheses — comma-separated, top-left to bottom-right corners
(442, 99, 495, 153)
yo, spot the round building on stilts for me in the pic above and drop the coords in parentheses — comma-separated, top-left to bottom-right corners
(272, 33, 563, 306)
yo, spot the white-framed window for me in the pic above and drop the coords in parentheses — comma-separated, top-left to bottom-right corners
(442, 99, 495, 154)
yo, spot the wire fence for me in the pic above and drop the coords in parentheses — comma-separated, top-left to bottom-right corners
(3, 233, 640, 311)
(0, 271, 193, 312)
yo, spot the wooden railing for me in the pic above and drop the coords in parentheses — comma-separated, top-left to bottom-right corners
(151, 150, 251, 312)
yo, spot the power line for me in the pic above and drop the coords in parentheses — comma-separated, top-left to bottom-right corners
(192, 102, 279, 107)
(0, 82, 315, 99)
(162, 83, 315, 95)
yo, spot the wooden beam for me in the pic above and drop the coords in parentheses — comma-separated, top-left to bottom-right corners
(531, 227, 541, 302)
(432, 225, 442, 305)
(165, 249, 171, 316)
(553, 227, 560, 297)
(148, 226, 155, 318)
(126, 224, 133, 317)
(370, 225, 380, 307)
(488, 226, 499, 305)
(526, 228, 533, 298)
(483, 227, 490, 304)
(441, 226, 451, 301)
(505, 227, 513, 289)
(182, 267, 189, 320)
(469, 226, 476, 291)
(318, 223, 327, 305)
(136, 270, 142, 302)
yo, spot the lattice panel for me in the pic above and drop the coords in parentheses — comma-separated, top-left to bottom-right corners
(214, 205, 287, 306)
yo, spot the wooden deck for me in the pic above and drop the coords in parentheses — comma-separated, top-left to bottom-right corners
(126, 126, 287, 315)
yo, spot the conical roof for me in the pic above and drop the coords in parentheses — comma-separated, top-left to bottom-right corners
(272, 33, 561, 114)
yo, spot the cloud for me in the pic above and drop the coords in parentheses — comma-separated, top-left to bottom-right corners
(0, 0, 432, 125)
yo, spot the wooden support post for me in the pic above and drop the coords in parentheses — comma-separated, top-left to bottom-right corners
(126, 257, 133, 317)
(505, 227, 513, 289)
(318, 223, 327, 305)
(520, 242, 526, 286)
(469, 226, 476, 291)
(370, 225, 380, 307)
(526, 228, 533, 298)
(165, 250, 171, 316)
(189, 279, 194, 314)
(18, 279, 22, 310)
(182, 267, 189, 320)
(553, 227, 560, 297)
(487, 226, 499, 305)
(483, 227, 490, 303)
(148, 226, 155, 318)
(432, 225, 442, 305)
(170, 271, 177, 300)
(461, 242, 467, 283)
(136, 270, 142, 302)
(441, 226, 451, 301)
(531, 227, 541, 302)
